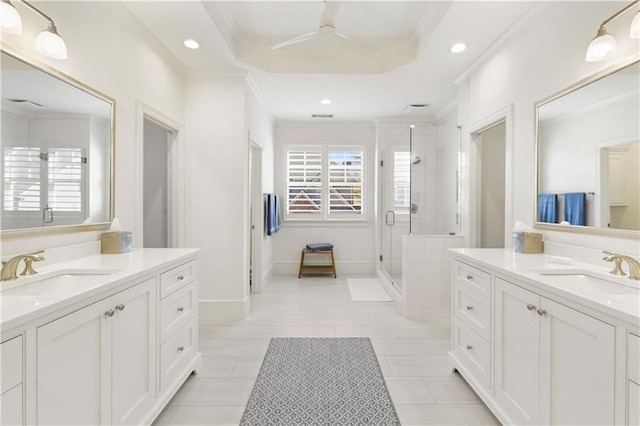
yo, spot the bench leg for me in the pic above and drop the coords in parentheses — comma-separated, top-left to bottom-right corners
(330, 250, 337, 278)
(298, 250, 305, 278)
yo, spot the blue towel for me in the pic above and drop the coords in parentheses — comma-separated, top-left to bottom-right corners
(265, 194, 280, 236)
(306, 243, 333, 251)
(564, 192, 586, 226)
(538, 194, 558, 223)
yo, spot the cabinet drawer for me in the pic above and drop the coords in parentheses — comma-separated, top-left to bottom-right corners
(161, 321, 197, 391)
(454, 261, 490, 298)
(1, 383, 23, 426)
(630, 333, 640, 385)
(453, 317, 490, 388)
(454, 280, 490, 341)
(160, 260, 196, 298)
(160, 282, 196, 342)
(1, 336, 22, 394)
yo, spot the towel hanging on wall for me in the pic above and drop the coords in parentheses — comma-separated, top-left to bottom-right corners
(538, 193, 558, 223)
(563, 192, 586, 226)
(265, 193, 280, 236)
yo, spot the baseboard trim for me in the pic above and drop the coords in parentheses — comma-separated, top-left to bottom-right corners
(272, 261, 375, 276)
(199, 298, 249, 321)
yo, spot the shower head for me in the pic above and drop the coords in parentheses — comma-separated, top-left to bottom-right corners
(412, 156, 422, 165)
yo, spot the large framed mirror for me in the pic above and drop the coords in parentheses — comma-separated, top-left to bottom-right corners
(1, 48, 114, 238)
(535, 57, 640, 238)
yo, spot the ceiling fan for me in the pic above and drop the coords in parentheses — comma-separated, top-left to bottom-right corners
(269, 1, 370, 54)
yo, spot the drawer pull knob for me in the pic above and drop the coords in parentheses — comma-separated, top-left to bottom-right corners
(178, 345, 185, 352)
(104, 309, 115, 317)
(115, 304, 125, 312)
(466, 305, 473, 311)
(177, 275, 185, 281)
(537, 308, 547, 316)
(466, 345, 473, 350)
(466, 275, 473, 280)
(177, 306, 185, 312)
(526, 304, 537, 311)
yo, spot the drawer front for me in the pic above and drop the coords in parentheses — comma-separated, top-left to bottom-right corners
(454, 280, 490, 341)
(630, 333, 640, 385)
(454, 260, 491, 298)
(1, 383, 23, 426)
(630, 380, 640, 426)
(161, 320, 197, 391)
(453, 317, 491, 388)
(160, 282, 196, 342)
(1, 336, 23, 394)
(160, 260, 197, 298)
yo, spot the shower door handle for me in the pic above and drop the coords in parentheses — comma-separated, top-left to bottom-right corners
(385, 210, 395, 226)
(42, 206, 54, 224)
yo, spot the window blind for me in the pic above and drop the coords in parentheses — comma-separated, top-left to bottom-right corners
(328, 150, 363, 214)
(286, 150, 322, 214)
(393, 151, 410, 214)
(2, 147, 41, 211)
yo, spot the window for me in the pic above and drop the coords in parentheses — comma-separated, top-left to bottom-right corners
(285, 145, 365, 220)
(3, 146, 85, 213)
(393, 151, 411, 214)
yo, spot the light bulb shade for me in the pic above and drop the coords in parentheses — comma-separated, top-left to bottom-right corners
(631, 11, 640, 39)
(1, 0, 22, 34)
(585, 26, 617, 62)
(35, 24, 67, 59)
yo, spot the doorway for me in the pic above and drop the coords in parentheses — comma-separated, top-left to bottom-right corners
(143, 118, 172, 248)
(476, 121, 506, 248)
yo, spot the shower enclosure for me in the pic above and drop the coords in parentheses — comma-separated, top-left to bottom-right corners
(379, 122, 461, 295)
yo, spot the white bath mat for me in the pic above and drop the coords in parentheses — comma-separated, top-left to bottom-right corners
(347, 278, 392, 302)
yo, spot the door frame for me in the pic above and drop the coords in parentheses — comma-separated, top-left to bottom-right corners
(249, 139, 263, 294)
(465, 104, 513, 248)
(135, 101, 184, 248)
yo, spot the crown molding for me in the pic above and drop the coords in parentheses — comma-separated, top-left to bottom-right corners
(433, 99, 458, 124)
(454, 1, 551, 85)
(102, 1, 185, 76)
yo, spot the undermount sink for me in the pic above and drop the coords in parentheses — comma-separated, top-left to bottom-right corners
(531, 269, 640, 298)
(1, 269, 121, 299)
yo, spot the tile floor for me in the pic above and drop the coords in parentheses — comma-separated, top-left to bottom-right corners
(153, 275, 500, 426)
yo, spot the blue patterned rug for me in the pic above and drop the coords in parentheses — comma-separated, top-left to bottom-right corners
(240, 337, 400, 425)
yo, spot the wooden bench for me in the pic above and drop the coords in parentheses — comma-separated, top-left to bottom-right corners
(298, 249, 336, 278)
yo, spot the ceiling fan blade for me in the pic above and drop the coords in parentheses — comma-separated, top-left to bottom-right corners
(334, 31, 372, 55)
(269, 31, 321, 50)
(319, 1, 340, 27)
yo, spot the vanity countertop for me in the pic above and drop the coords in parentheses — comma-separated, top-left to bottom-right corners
(1, 248, 200, 333)
(451, 248, 640, 329)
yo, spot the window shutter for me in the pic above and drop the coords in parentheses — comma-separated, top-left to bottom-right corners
(286, 150, 322, 214)
(328, 150, 363, 214)
(47, 148, 84, 212)
(393, 151, 410, 214)
(2, 147, 42, 211)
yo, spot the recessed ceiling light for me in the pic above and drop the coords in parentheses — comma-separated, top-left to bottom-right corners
(184, 39, 200, 49)
(450, 42, 466, 53)
(320, 98, 331, 105)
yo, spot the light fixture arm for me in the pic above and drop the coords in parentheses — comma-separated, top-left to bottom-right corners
(16, 0, 55, 26)
(600, 0, 639, 26)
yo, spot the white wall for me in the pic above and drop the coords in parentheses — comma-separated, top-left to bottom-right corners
(273, 121, 376, 275)
(1, 1, 185, 255)
(458, 1, 640, 259)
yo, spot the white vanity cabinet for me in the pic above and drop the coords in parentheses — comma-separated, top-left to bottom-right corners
(449, 250, 637, 426)
(0, 249, 201, 426)
(36, 277, 157, 426)
(495, 277, 615, 425)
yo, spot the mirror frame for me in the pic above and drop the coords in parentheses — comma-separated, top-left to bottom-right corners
(534, 55, 640, 239)
(0, 46, 115, 240)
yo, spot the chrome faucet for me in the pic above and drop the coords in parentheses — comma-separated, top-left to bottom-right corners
(0, 250, 45, 281)
(603, 251, 640, 280)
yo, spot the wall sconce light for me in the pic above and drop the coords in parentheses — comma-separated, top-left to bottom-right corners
(586, 0, 639, 62)
(0, 0, 68, 59)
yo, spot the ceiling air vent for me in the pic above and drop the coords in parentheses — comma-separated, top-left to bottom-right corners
(404, 104, 429, 111)
(311, 114, 334, 118)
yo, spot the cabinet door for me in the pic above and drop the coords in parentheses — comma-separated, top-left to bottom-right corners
(495, 278, 540, 425)
(539, 298, 615, 425)
(37, 298, 112, 425)
(111, 278, 157, 425)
